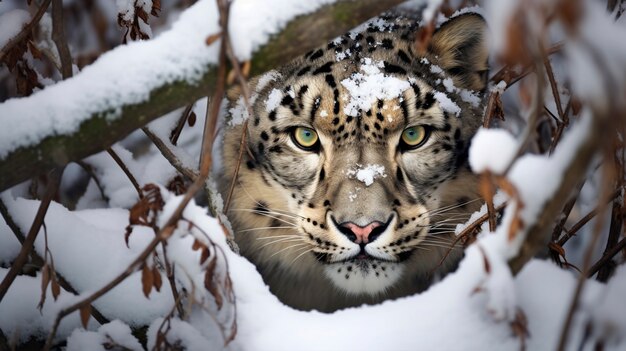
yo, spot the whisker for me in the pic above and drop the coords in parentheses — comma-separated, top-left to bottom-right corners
(260, 237, 305, 249)
(255, 234, 301, 240)
(290, 247, 314, 264)
(268, 242, 310, 259)
(238, 226, 296, 233)
(229, 208, 304, 221)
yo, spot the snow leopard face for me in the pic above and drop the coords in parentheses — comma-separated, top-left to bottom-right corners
(219, 13, 488, 311)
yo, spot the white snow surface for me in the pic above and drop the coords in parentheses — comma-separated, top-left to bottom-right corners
(0, 9, 30, 49)
(0, 0, 337, 159)
(341, 58, 411, 117)
(0, 177, 623, 349)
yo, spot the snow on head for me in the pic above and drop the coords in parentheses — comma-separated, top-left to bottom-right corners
(340, 58, 411, 117)
(346, 164, 387, 187)
(433, 91, 461, 116)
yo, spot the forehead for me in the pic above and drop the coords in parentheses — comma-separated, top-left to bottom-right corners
(261, 58, 445, 138)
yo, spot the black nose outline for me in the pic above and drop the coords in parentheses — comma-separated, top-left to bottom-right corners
(331, 215, 394, 244)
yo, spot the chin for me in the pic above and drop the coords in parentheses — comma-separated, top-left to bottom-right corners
(323, 257, 405, 296)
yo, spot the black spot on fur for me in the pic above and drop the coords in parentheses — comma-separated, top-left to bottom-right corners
(397, 49, 411, 64)
(269, 145, 282, 153)
(257, 142, 265, 154)
(312, 61, 333, 75)
(309, 49, 324, 61)
(396, 167, 404, 182)
(297, 66, 311, 76)
(381, 38, 393, 49)
(260, 131, 269, 141)
(246, 160, 255, 170)
(268, 110, 277, 121)
(310, 96, 321, 122)
(319, 168, 325, 181)
(332, 117, 340, 125)
(383, 61, 406, 74)
(423, 92, 436, 109)
(325, 74, 336, 88)
(281, 94, 294, 106)
(376, 112, 384, 122)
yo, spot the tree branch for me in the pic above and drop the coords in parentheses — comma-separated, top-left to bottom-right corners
(0, 0, 404, 192)
(0, 168, 62, 302)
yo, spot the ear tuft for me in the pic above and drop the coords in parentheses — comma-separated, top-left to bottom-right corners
(427, 14, 489, 92)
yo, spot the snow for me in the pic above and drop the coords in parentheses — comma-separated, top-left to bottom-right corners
(340, 58, 411, 117)
(565, 0, 626, 109)
(483, 0, 518, 55)
(265, 88, 282, 112)
(508, 111, 592, 226)
(346, 164, 386, 187)
(433, 91, 461, 116)
(66, 319, 143, 351)
(0, 0, 339, 159)
(422, 0, 444, 24)
(469, 128, 519, 174)
(0, 9, 30, 49)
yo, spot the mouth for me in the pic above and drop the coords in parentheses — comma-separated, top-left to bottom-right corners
(316, 247, 414, 265)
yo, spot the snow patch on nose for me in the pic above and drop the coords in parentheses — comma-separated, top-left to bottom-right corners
(346, 164, 387, 186)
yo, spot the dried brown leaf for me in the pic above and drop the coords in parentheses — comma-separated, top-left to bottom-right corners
(510, 308, 530, 350)
(242, 60, 251, 78)
(200, 247, 210, 264)
(204, 257, 222, 309)
(27, 40, 43, 60)
(38, 264, 50, 310)
(205, 32, 222, 46)
(151, 0, 161, 16)
(142, 263, 154, 298)
(478, 245, 491, 274)
(137, 7, 149, 23)
(413, 23, 435, 56)
(80, 305, 91, 328)
(153, 265, 163, 292)
(192, 239, 203, 251)
(51, 273, 61, 300)
(188, 111, 197, 127)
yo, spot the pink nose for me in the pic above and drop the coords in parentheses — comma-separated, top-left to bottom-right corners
(341, 222, 382, 244)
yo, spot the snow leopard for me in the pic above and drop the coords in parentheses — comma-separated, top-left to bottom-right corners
(218, 13, 488, 312)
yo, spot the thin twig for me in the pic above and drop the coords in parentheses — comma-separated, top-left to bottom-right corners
(76, 160, 108, 201)
(432, 202, 508, 274)
(588, 236, 626, 278)
(0, 0, 53, 63)
(222, 35, 254, 213)
(596, 187, 624, 281)
(0, 167, 63, 303)
(51, 0, 73, 79)
(106, 148, 143, 198)
(170, 104, 194, 146)
(556, 188, 622, 247)
(142, 127, 199, 181)
(161, 243, 184, 318)
(557, 165, 614, 351)
(43, 0, 231, 346)
(503, 57, 546, 175)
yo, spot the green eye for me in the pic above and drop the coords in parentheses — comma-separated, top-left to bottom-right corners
(401, 126, 428, 149)
(292, 127, 319, 150)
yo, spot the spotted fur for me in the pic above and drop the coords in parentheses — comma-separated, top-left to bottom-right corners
(218, 13, 488, 312)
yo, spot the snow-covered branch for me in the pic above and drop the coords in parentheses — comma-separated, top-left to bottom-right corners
(0, 0, 404, 192)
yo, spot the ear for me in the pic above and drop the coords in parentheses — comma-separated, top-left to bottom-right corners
(428, 14, 489, 92)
